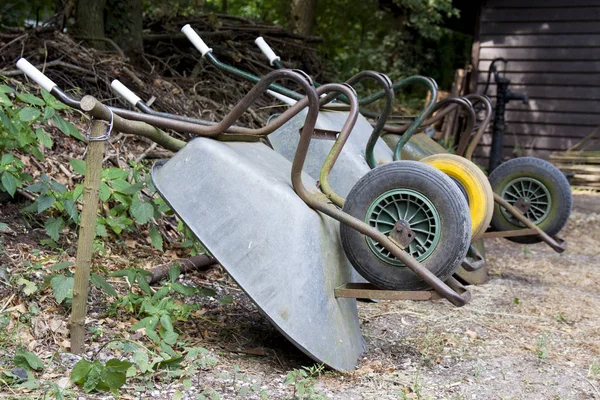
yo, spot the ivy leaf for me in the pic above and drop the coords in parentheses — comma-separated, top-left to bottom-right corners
(51, 275, 74, 304)
(45, 217, 64, 241)
(14, 349, 44, 371)
(130, 197, 153, 225)
(18, 107, 41, 122)
(37, 194, 55, 213)
(90, 273, 118, 298)
(1, 172, 18, 197)
(17, 93, 45, 106)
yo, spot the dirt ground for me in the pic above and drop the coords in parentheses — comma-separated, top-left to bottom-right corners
(1, 191, 599, 400)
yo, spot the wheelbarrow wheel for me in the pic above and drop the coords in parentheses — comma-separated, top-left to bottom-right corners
(488, 157, 572, 244)
(340, 161, 471, 291)
(421, 154, 494, 241)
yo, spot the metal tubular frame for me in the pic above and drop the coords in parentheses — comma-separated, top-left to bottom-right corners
(24, 61, 470, 306)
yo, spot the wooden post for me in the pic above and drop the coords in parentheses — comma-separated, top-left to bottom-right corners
(70, 121, 106, 354)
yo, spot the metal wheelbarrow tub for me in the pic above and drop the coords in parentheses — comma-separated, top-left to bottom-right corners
(152, 137, 365, 371)
(269, 109, 394, 198)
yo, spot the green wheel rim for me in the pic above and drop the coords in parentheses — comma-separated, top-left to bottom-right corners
(500, 177, 552, 226)
(365, 189, 441, 267)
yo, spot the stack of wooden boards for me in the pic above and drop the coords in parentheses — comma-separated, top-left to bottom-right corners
(550, 127, 600, 191)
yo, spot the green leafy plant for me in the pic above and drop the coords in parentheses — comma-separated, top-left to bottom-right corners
(284, 364, 326, 399)
(0, 85, 82, 197)
(70, 358, 132, 394)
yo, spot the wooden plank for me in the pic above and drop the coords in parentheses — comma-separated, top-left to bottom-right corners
(482, 7, 600, 22)
(478, 134, 586, 151)
(479, 47, 600, 61)
(476, 72, 600, 86)
(486, 0, 600, 7)
(481, 123, 596, 138)
(501, 99, 600, 114)
(477, 83, 600, 100)
(480, 34, 600, 48)
(481, 21, 600, 35)
(500, 111, 600, 126)
(478, 60, 600, 73)
(473, 147, 555, 161)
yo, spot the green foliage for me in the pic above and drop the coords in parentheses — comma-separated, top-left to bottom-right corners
(284, 364, 326, 399)
(14, 349, 44, 371)
(0, 86, 80, 198)
(70, 358, 132, 394)
(171, 0, 466, 89)
(0, 0, 56, 26)
(112, 265, 205, 349)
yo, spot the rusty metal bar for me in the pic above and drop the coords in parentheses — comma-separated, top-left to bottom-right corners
(334, 283, 442, 301)
(464, 94, 493, 160)
(481, 228, 538, 239)
(493, 193, 567, 253)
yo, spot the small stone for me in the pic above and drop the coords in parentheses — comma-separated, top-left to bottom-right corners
(465, 330, 478, 340)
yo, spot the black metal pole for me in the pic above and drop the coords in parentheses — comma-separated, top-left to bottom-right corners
(488, 78, 509, 173)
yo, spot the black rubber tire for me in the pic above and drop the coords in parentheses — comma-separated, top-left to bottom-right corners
(488, 157, 572, 244)
(340, 161, 472, 291)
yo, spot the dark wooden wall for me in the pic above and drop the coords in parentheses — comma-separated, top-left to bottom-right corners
(470, 0, 600, 163)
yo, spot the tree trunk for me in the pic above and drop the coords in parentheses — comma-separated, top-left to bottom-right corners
(105, 0, 144, 65)
(290, 0, 317, 36)
(74, 0, 106, 50)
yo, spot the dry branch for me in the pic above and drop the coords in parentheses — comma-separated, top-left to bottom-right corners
(148, 254, 218, 284)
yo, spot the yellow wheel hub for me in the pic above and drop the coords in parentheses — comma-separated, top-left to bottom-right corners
(421, 154, 493, 240)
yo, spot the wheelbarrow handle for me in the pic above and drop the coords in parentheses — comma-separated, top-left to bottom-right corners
(16, 58, 58, 92)
(494, 193, 567, 254)
(181, 24, 212, 57)
(255, 36, 281, 67)
(111, 80, 142, 107)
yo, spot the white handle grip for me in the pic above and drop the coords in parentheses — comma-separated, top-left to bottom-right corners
(181, 24, 212, 57)
(255, 37, 280, 66)
(111, 80, 141, 106)
(266, 90, 297, 105)
(16, 58, 57, 92)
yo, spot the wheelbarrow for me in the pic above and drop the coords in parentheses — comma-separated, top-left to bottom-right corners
(17, 59, 472, 372)
(181, 27, 492, 276)
(254, 36, 571, 257)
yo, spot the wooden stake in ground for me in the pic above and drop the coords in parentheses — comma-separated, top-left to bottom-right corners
(70, 121, 107, 354)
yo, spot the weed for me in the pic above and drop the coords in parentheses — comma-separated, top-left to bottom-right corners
(589, 360, 600, 378)
(535, 333, 549, 361)
(284, 364, 326, 399)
